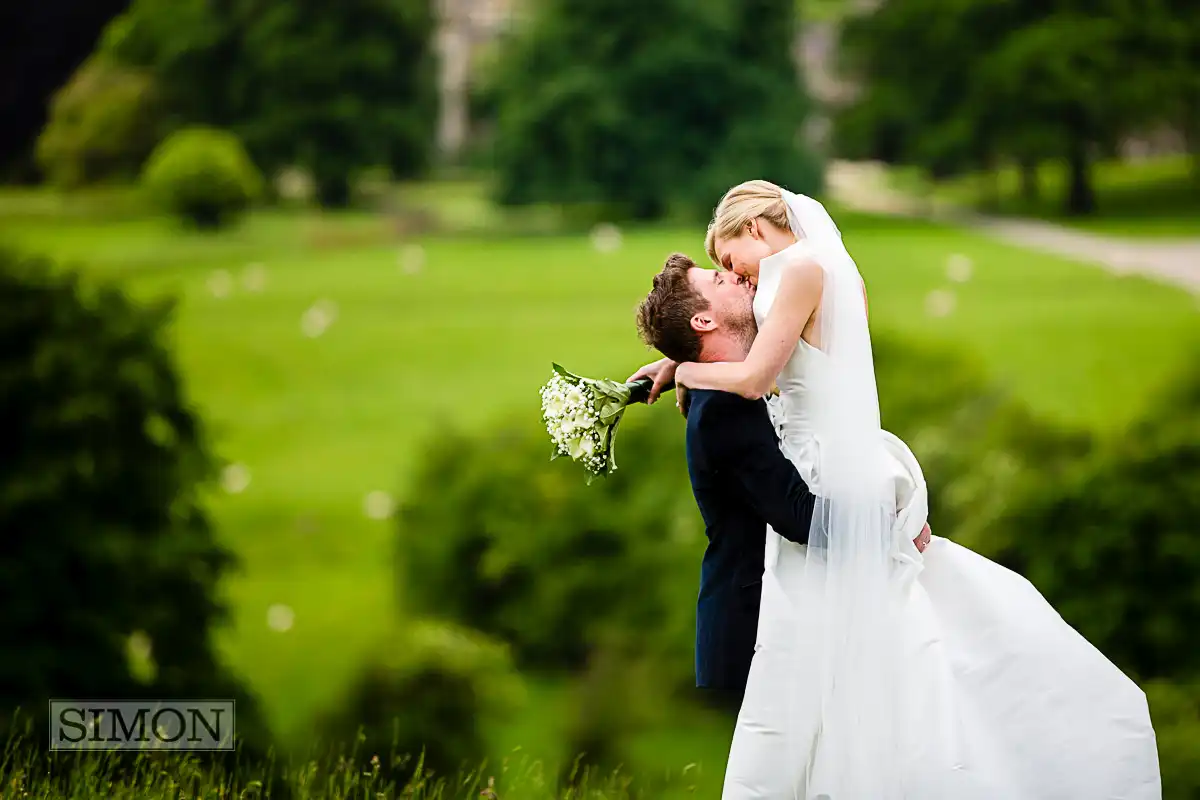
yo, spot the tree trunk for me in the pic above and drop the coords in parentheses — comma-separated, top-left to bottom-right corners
(1064, 136, 1095, 216)
(316, 174, 352, 209)
(1019, 157, 1039, 203)
(1184, 103, 1200, 185)
(977, 152, 1001, 212)
(630, 193, 666, 222)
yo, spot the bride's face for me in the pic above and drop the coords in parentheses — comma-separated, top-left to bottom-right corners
(714, 219, 787, 285)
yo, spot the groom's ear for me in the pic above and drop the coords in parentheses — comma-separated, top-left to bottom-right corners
(690, 312, 717, 333)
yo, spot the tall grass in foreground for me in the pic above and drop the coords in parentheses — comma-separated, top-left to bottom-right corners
(0, 741, 695, 799)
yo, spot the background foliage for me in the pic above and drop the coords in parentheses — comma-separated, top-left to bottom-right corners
(835, 0, 1200, 214)
(316, 621, 525, 783)
(98, 0, 437, 206)
(0, 248, 272, 759)
(36, 56, 162, 188)
(487, 0, 819, 220)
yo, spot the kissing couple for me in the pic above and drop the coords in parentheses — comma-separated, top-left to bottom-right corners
(628, 180, 1161, 799)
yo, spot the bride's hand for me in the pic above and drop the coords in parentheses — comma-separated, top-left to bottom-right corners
(627, 357, 677, 404)
(673, 363, 697, 417)
(914, 523, 931, 553)
(673, 362, 695, 389)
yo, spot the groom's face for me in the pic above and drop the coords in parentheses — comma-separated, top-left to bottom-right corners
(688, 267, 756, 338)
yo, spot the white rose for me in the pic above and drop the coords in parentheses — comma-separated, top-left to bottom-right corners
(567, 436, 587, 460)
(544, 394, 567, 417)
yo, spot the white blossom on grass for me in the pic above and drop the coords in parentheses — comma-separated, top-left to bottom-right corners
(399, 244, 426, 275)
(267, 604, 295, 632)
(364, 490, 395, 520)
(208, 270, 233, 298)
(221, 463, 251, 494)
(590, 223, 623, 253)
(242, 263, 268, 292)
(301, 299, 339, 338)
(925, 289, 957, 318)
(315, 298, 339, 321)
(301, 308, 328, 338)
(946, 254, 973, 283)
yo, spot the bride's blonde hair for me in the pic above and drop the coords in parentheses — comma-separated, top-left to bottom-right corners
(704, 179, 792, 267)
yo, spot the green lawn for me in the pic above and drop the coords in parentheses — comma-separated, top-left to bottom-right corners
(2, 187, 1196, 794)
(893, 155, 1200, 238)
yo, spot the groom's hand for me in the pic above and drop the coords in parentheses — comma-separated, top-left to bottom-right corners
(914, 523, 931, 553)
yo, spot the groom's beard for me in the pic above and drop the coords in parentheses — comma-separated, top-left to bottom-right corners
(728, 311, 758, 359)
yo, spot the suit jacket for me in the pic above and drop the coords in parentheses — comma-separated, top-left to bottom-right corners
(685, 389, 817, 694)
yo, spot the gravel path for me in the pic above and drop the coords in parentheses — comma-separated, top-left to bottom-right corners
(965, 216, 1200, 294)
(826, 161, 1200, 295)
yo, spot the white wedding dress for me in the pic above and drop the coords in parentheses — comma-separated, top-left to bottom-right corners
(722, 240, 1162, 799)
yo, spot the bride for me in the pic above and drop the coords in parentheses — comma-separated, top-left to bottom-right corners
(634, 180, 1161, 798)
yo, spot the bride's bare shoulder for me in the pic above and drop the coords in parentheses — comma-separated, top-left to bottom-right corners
(776, 244, 822, 289)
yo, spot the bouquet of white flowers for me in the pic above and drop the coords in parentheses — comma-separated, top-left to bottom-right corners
(539, 363, 653, 482)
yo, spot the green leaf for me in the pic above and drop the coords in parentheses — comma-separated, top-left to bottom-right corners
(551, 362, 584, 383)
(590, 378, 634, 402)
(599, 400, 626, 425)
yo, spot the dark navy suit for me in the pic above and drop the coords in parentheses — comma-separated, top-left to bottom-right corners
(684, 389, 817, 706)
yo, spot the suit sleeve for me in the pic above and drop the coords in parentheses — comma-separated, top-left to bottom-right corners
(698, 394, 817, 544)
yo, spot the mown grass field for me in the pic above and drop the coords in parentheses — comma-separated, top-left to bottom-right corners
(2, 184, 1196, 793)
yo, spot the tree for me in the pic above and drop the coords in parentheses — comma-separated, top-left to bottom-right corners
(0, 0, 132, 180)
(974, 11, 1130, 215)
(837, 0, 1000, 178)
(488, 0, 819, 220)
(0, 249, 272, 761)
(36, 55, 163, 187)
(98, 0, 246, 133)
(837, 0, 1158, 214)
(233, 0, 437, 205)
(101, 0, 437, 206)
(1124, 0, 1200, 178)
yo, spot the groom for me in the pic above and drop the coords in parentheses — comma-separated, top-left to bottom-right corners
(634, 253, 929, 712)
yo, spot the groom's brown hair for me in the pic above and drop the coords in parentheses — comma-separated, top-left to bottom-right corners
(636, 253, 707, 363)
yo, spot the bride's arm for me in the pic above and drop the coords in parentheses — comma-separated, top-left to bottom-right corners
(675, 255, 823, 400)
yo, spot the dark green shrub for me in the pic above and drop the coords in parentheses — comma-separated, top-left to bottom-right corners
(873, 333, 1092, 557)
(36, 56, 164, 188)
(0, 249, 272, 761)
(396, 401, 700, 679)
(141, 127, 263, 228)
(315, 620, 524, 783)
(995, 359, 1200, 681)
(1146, 680, 1200, 799)
(559, 634, 665, 789)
